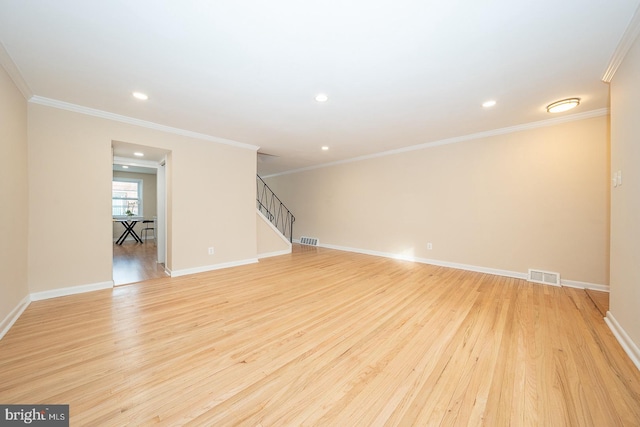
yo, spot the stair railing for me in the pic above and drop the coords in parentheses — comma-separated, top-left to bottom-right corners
(256, 175, 295, 242)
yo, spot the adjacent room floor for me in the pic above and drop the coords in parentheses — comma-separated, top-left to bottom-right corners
(113, 239, 167, 285)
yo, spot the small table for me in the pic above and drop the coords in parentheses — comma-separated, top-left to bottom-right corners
(114, 219, 143, 245)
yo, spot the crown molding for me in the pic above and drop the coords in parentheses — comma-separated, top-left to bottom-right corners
(602, 4, 640, 82)
(113, 156, 161, 168)
(264, 108, 609, 178)
(0, 41, 33, 99)
(29, 96, 260, 152)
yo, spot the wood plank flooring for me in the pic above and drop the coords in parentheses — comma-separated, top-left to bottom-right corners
(2, 245, 639, 426)
(113, 240, 168, 285)
(586, 289, 610, 317)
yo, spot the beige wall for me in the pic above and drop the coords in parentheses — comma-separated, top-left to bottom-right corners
(28, 103, 257, 293)
(112, 170, 157, 240)
(0, 64, 29, 324)
(265, 116, 610, 285)
(610, 33, 640, 348)
(257, 211, 291, 256)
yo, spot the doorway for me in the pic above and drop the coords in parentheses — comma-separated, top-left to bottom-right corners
(112, 141, 170, 285)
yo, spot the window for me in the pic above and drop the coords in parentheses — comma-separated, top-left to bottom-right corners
(112, 178, 143, 217)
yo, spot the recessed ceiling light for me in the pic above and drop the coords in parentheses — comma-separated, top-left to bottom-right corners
(315, 93, 328, 102)
(132, 92, 148, 100)
(122, 165, 129, 169)
(546, 98, 580, 113)
(321, 146, 329, 151)
(134, 152, 144, 157)
(482, 100, 497, 108)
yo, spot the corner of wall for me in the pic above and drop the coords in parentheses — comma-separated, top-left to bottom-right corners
(0, 295, 31, 341)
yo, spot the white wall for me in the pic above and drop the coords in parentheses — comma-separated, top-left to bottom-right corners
(257, 211, 292, 258)
(27, 102, 258, 293)
(265, 115, 610, 286)
(609, 30, 640, 358)
(0, 63, 29, 332)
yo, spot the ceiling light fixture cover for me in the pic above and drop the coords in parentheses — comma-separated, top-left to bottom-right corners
(546, 98, 580, 113)
(315, 93, 328, 102)
(482, 100, 496, 108)
(134, 152, 144, 157)
(132, 92, 148, 100)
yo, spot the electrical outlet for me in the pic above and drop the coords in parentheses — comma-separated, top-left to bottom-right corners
(208, 247, 215, 255)
(427, 243, 433, 250)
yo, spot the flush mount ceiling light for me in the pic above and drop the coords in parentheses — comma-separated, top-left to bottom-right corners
(132, 91, 148, 100)
(315, 93, 328, 102)
(321, 146, 329, 151)
(482, 100, 497, 108)
(546, 98, 580, 113)
(133, 152, 144, 157)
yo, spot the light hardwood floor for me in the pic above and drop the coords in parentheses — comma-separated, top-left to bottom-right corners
(586, 289, 610, 317)
(2, 245, 639, 426)
(113, 239, 168, 285)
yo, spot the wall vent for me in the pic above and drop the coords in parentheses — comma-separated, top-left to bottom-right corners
(300, 236, 319, 246)
(528, 269, 561, 287)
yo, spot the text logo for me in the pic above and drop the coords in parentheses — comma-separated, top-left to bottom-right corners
(1, 405, 69, 426)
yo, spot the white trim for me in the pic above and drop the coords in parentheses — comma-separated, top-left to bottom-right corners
(307, 242, 610, 289)
(602, 4, 640, 82)
(113, 156, 160, 169)
(316, 242, 528, 280)
(0, 41, 33, 99)
(413, 256, 526, 279)
(112, 235, 142, 243)
(264, 109, 609, 178)
(30, 281, 114, 302)
(561, 279, 610, 292)
(169, 258, 259, 278)
(28, 96, 260, 152)
(257, 209, 293, 246)
(605, 311, 640, 372)
(0, 295, 31, 341)
(258, 249, 292, 259)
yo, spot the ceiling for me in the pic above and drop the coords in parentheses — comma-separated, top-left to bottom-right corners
(112, 140, 169, 175)
(1, 1, 638, 176)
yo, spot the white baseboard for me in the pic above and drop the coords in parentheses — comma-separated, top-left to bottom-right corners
(312, 242, 609, 289)
(2, 280, 115, 341)
(257, 209, 293, 245)
(318, 243, 528, 280)
(256, 209, 292, 259)
(605, 311, 640, 371)
(258, 249, 292, 259)
(30, 280, 114, 301)
(169, 258, 259, 278)
(413, 256, 527, 280)
(113, 236, 140, 243)
(0, 295, 31, 340)
(562, 279, 610, 292)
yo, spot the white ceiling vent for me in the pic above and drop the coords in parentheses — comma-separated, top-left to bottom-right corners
(528, 269, 561, 287)
(300, 236, 319, 246)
